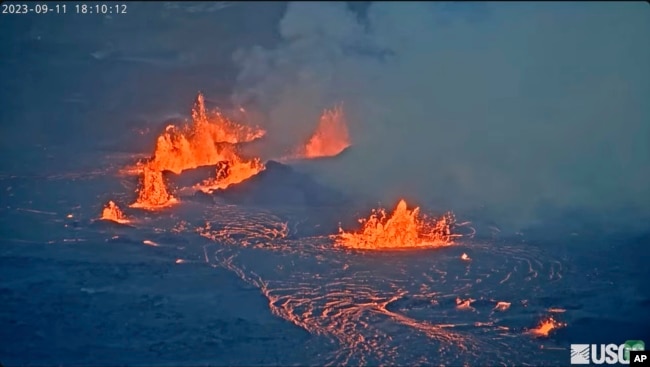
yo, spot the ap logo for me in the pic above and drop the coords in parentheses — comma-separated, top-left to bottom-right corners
(624, 340, 645, 362)
(571, 344, 591, 364)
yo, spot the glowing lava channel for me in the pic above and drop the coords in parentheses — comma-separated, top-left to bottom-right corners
(335, 199, 458, 250)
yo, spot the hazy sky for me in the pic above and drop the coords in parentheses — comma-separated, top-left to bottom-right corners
(231, 2, 650, 230)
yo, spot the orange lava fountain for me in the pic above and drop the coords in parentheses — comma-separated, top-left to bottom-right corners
(130, 167, 177, 209)
(125, 92, 267, 208)
(528, 316, 566, 337)
(100, 201, 130, 224)
(149, 93, 265, 174)
(335, 199, 457, 250)
(299, 105, 350, 158)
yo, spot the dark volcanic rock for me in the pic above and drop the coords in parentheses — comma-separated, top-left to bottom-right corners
(211, 160, 350, 208)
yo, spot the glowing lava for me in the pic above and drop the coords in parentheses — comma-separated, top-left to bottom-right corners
(100, 201, 130, 224)
(130, 167, 177, 209)
(335, 199, 457, 250)
(299, 105, 350, 158)
(528, 316, 566, 337)
(196, 157, 265, 192)
(149, 93, 265, 174)
(123, 92, 268, 208)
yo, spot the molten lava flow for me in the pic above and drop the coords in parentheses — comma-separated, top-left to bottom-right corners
(130, 167, 177, 209)
(299, 105, 350, 158)
(336, 199, 457, 250)
(100, 201, 130, 224)
(196, 157, 265, 192)
(528, 316, 566, 337)
(148, 93, 266, 174)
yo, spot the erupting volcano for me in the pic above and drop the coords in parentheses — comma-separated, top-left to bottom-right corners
(9, 5, 646, 366)
(336, 199, 457, 250)
(297, 105, 350, 159)
(100, 201, 130, 224)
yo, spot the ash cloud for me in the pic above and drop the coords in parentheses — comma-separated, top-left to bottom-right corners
(231, 2, 650, 232)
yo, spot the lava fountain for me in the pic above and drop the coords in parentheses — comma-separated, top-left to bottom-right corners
(298, 105, 350, 159)
(335, 199, 458, 250)
(130, 167, 177, 209)
(100, 201, 130, 224)
(149, 92, 266, 174)
(122, 92, 268, 206)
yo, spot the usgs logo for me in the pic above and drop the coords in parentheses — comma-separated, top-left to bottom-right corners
(571, 341, 645, 365)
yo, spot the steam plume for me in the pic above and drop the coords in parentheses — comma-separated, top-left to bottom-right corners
(231, 2, 650, 232)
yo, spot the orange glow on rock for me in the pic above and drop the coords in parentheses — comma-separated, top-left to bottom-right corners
(335, 199, 457, 250)
(100, 200, 130, 224)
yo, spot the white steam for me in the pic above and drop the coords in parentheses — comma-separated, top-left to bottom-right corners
(231, 2, 650, 231)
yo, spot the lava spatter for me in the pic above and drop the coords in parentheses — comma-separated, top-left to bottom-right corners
(195, 157, 265, 192)
(130, 167, 177, 209)
(100, 200, 130, 224)
(528, 316, 566, 337)
(336, 199, 458, 250)
(149, 92, 266, 174)
(294, 105, 350, 159)
(122, 92, 269, 208)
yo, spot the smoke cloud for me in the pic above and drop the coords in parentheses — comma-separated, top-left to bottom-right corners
(231, 2, 650, 231)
